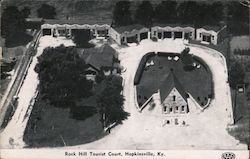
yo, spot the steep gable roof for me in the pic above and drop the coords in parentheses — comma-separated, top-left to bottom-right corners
(160, 71, 187, 103)
(113, 24, 148, 34)
(82, 44, 116, 70)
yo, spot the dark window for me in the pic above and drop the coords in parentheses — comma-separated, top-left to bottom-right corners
(158, 32, 162, 39)
(164, 106, 167, 112)
(174, 32, 182, 38)
(163, 31, 172, 38)
(176, 106, 178, 111)
(170, 107, 173, 112)
(181, 106, 185, 111)
(173, 95, 176, 101)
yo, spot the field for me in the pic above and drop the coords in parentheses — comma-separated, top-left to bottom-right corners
(23, 95, 104, 147)
(136, 53, 213, 107)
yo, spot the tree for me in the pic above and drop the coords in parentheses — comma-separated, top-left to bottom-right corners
(135, 1, 154, 26)
(180, 47, 195, 71)
(35, 45, 93, 108)
(209, 2, 224, 25)
(97, 75, 129, 127)
(37, 4, 56, 19)
(154, 1, 177, 23)
(177, 1, 200, 25)
(21, 6, 31, 18)
(72, 29, 94, 48)
(112, 1, 133, 26)
(228, 62, 245, 89)
(1, 6, 26, 38)
(227, 1, 249, 23)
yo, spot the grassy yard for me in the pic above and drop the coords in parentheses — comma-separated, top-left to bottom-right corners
(23, 95, 104, 147)
(229, 89, 250, 148)
(136, 53, 212, 107)
(228, 57, 250, 148)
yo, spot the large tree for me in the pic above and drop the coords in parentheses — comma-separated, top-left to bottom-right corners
(135, 1, 154, 26)
(21, 6, 31, 18)
(1, 6, 26, 38)
(227, 1, 249, 35)
(37, 4, 56, 19)
(112, 1, 133, 26)
(97, 75, 129, 127)
(72, 29, 94, 48)
(209, 2, 224, 25)
(177, 1, 200, 25)
(154, 1, 177, 23)
(35, 45, 93, 108)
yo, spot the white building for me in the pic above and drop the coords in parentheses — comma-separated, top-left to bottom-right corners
(109, 24, 150, 45)
(41, 19, 227, 46)
(151, 24, 195, 40)
(41, 19, 111, 39)
(196, 25, 227, 45)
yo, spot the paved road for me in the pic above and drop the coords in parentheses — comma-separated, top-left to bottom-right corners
(0, 31, 41, 130)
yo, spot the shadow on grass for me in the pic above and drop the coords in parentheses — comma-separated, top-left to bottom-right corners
(5, 32, 33, 48)
(23, 97, 104, 148)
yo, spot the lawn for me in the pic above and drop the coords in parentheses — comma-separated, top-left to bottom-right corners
(228, 58, 250, 148)
(136, 53, 213, 107)
(23, 95, 104, 147)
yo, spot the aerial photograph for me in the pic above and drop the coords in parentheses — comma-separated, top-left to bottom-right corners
(0, 0, 249, 157)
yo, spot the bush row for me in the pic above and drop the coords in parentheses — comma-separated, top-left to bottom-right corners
(234, 49, 250, 56)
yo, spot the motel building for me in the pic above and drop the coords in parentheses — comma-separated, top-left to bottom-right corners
(151, 24, 195, 40)
(196, 25, 227, 45)
(108, 24, 150, 45)
(41, 19, 227, 46)
(41, 19, 111, 40)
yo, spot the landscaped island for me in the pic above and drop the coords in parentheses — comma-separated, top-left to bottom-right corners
(135, 49, 213, 121)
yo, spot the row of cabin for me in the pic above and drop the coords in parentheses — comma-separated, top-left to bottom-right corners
(41, 19, 227, 45)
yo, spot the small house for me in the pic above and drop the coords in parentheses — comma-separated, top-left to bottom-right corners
(159, 72, 189, 114)
(81, 44, 120, 80)
(196, 25, 227, 45)
(109, 24, 150, 45)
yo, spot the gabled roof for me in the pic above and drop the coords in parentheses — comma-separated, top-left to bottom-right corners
(82, 44, 116, 70)
(113, 24, 148, 34)
(43, 19, 112, 25)
(160, 71, 187, 103)
(198, 25, 225, 32)
(153, 23, 195, 29)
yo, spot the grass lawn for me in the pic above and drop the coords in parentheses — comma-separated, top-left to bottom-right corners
(228, 58, 250, 148)
(23, 95, 104, 147)
(136, 53, 212, 107)
(229, 89, 250, 148)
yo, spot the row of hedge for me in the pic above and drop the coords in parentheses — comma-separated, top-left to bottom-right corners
(134, 52, 156, 85)
(234, 49, 250, 56)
